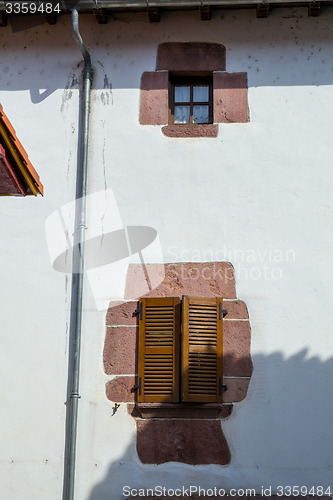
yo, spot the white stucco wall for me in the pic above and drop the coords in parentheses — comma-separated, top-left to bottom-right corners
(0, 7, 333, 500)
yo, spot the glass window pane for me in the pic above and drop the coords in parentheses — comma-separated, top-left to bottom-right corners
(193, 105, 209, 124)
(174, 106, 190, 124)
(193, 85, 209, 103)
(174, 86, 190, 103)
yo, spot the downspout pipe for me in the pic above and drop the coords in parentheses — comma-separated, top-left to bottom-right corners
(65, 9, 93, 500)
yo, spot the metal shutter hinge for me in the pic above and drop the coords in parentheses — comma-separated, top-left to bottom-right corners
(134, 302, 143, 320)
(219, 378, 228, 395)
(133, 377, 142, 395)
(219, 303, 228, 320)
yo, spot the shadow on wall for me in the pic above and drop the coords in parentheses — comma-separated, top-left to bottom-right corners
(2, 9, 333, 102)
(86, 350, 333, 500)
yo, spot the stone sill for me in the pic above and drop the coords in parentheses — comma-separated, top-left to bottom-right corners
(135, 403, 233, 419)
(162, 124, 218, 138)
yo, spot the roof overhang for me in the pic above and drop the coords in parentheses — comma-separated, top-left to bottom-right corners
(0, 104, 43, 196)
(0, 144, 26, 196)
(0, 0, 327, 23)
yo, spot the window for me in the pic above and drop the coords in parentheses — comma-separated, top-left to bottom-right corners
(137, 295, 226, 404)
(139, 42, 249, 137)
(169, 76, 213, 125)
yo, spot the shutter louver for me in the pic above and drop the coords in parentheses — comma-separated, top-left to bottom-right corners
(181, 296, 223, 403)
(137, 297, 180, 403)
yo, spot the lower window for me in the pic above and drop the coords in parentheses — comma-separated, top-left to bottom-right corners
(136, 295, 225, 403)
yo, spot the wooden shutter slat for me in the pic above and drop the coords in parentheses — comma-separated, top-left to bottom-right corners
(181, 295, 223, 403)
(138, 297, 180, 403)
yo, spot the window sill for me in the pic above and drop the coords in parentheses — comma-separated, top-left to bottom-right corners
(134, 403, 233, 419)
(162, 124, 218, 138)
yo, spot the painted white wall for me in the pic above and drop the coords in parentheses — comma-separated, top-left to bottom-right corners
(0, 7, 333, 500)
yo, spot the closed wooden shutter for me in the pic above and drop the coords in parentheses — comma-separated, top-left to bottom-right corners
(137, 297, 180, 403)
(181, 296, 223, 403)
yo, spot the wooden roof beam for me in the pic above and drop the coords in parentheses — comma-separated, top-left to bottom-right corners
(200, 5, 211, 20)
(93, 8, 108, 24)
(308, 1, 320, 15)
(47, 14, 58, 25)
(256, 2, 269, 17)
(0, 11, 7, 27)
(147, 7, 160, 22)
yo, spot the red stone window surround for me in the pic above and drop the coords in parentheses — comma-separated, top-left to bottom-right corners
(139, 42, 249, 138)
(104, 262, 253, 466)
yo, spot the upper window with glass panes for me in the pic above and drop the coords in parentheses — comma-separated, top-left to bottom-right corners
(169, 76, 213, 125)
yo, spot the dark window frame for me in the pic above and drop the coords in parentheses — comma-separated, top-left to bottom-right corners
(169, 75, 213, 126)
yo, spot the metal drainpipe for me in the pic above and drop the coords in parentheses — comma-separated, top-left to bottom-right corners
(65, 9, 93, 500)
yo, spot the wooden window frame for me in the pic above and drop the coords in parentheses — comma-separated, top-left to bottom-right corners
(169, 75, 213, 126)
